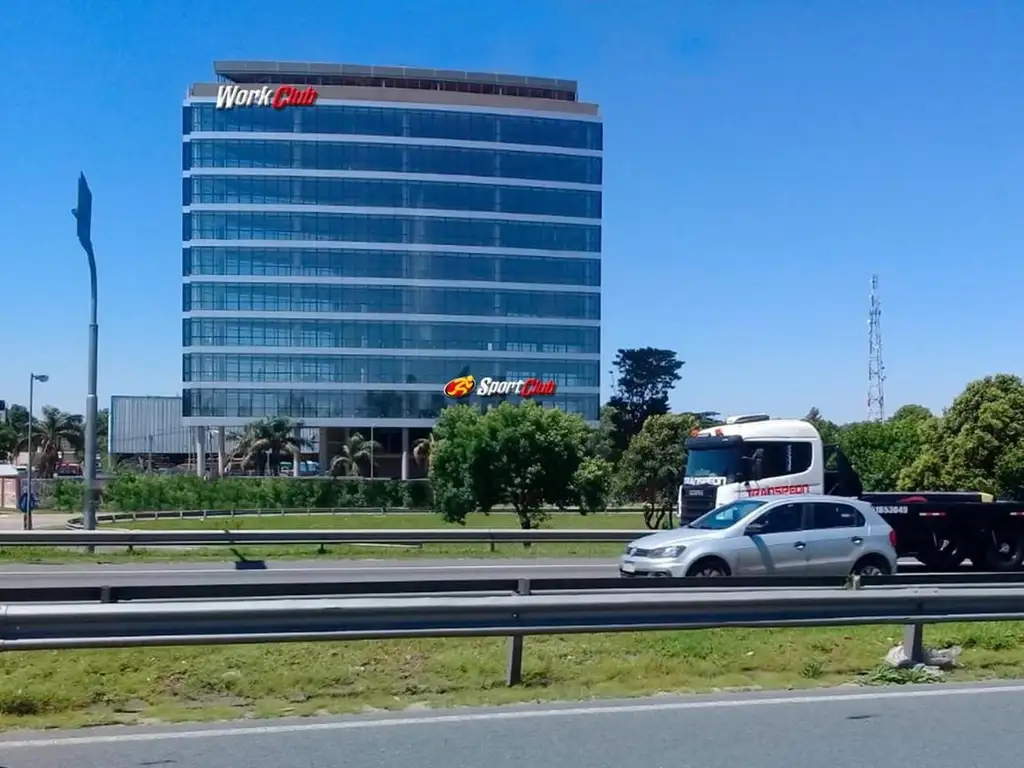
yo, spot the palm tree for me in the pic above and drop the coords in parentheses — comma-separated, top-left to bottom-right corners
(21, 407, 84, 478)
(412, 433, 437, 471)
(329, 432, 381, 477)
(232, 416, 309, 476)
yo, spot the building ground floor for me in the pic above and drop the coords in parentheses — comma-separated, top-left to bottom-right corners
(189, 425, 434, 480)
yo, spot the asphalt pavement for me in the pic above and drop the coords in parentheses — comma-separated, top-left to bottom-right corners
(0, 557, 616, 587)
(0, 555, 941, 588)
(0, 681, 1021, 767)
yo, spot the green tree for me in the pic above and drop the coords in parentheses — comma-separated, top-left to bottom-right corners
(4, 404, 29, 435)
(615, 413, 697, 529)
(0, 421, 18, 462)
(329, 431, 382, 477)
(607, 347, 685, 453)
(429, 404, 486, 525)
(587, 404, 619, 462)
(804, 406, 841, 445)
(682, 410, 721, 430)
(837, 420, 903, 491)
(430, 401, 610, 530)
(890, 404, 933, 424)
(21, 406, 84, 478)
(233, 416, 309, 476)
(901, 375, 1024, 498)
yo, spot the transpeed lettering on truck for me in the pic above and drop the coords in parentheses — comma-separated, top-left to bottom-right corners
(874, 505, 910, 515)
(683, 476, 727, 487)
(215, 85, 319, 110)
(745, 484, 811, 497)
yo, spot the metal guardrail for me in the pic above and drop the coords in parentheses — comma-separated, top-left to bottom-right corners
(7, 571, 1024, 604)
(1, 585, 1021, 655)
(0, 529, 639, 547)
(62, 507, 643, 528)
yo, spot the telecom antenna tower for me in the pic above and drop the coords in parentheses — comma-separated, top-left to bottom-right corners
(867, 273, 886, 421)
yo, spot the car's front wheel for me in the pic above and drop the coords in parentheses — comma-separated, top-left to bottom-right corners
(686, 558, 730, 578)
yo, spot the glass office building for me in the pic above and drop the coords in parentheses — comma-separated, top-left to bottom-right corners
(181, 61, 601, 476)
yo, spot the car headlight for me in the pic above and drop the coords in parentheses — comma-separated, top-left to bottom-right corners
(650, 545, 686, 558)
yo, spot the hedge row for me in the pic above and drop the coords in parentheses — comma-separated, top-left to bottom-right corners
(48, 475, 432, 512)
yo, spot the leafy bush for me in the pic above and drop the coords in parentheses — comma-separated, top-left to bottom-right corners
(52, 475, 432, 512)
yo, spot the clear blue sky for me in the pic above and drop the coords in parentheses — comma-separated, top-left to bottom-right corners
(3, 0, 1023, 425)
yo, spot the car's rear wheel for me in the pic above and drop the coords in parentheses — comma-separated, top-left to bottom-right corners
(686, 558, 730, 578)
(852, 555, 892, 576)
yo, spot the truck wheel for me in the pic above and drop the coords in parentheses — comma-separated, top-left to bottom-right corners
(981, 527, 1024, 571)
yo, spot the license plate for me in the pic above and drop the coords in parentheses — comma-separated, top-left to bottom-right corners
(621, 561, 636, 573)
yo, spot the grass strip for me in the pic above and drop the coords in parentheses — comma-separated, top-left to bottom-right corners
(0, 622, 1021, 730)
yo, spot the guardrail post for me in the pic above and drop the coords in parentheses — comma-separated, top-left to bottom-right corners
(904, 623, 926, 664)
(506, 578, 530, 686)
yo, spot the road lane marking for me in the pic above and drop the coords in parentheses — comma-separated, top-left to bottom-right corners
(1, 682, 1022, 750)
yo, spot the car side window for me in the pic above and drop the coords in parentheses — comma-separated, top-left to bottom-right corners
(809, 502, 865, 529)
(749, 503, 803, 535)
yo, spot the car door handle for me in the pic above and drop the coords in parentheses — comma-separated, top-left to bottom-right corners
(794, 541, 806, 550)
(851, 537, 864, 545)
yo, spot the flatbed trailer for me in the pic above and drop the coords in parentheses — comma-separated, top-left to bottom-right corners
(859, 491, 1024, 571)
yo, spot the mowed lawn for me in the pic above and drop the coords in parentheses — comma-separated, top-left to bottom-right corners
(0, 621, 1021, 729)
(0, 510, 648, 563)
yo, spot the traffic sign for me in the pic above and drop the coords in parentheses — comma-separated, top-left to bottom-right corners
(18, 493, 37, 514)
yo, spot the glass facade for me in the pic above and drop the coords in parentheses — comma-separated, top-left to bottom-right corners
(183, 89, 601, 425)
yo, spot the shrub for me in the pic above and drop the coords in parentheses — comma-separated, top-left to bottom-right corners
(94, 475, 432, 511)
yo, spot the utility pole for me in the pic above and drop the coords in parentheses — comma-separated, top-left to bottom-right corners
(147, 433, 154, 473)
(867, 274, 886, 422)
(73, 173, 99, 531)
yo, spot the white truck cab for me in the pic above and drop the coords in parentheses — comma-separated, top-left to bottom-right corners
(678, 414, 831, 524)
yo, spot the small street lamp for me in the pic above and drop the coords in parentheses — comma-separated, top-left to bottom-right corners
(24, 373, 49, 530)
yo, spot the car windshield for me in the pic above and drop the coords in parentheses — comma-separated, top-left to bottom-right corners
(688, 499, 767, 530)
(685, 446, 742, 479)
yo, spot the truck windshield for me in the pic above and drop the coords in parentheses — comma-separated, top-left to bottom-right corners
(688, 499, 766, 530)
(685, 446, 741, 478)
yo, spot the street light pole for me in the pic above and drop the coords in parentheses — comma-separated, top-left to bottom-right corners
(24, 373, 48, 531)
(83, 248, 99, 531)
(73, 173, 99, 532)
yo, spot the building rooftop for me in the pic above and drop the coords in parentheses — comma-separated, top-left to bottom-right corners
(213, 60, 580, 102)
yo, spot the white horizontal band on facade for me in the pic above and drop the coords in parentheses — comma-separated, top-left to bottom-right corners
(184, 275, 600, 293)
(183, 346, 600, 361)
(184, 239, 600, 260)
(182, 310, 600, 327)
(184, 381, 601, 394)
(184, 167, 601, 192)
(185, 131, 602, 158)
(185, 96, 603, 123)
(184, 203, 598, 226)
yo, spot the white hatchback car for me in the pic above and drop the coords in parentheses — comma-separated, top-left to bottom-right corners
(620, 495, 898, 578)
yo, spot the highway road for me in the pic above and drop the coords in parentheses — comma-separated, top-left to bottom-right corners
(0, 557, 616, 587)
(0, 681, 1021, 768)
(0, 555, 942, 588)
